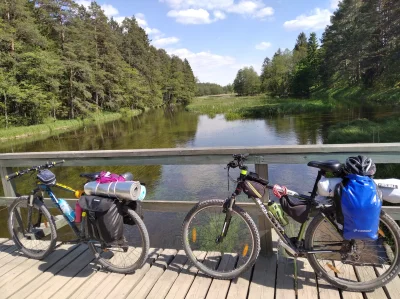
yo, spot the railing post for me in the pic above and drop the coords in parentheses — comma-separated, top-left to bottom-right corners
(0, 167, 16, 197)
(255, 164, 273, 256)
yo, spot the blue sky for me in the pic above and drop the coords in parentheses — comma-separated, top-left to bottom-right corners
(77, 0, 340, 85)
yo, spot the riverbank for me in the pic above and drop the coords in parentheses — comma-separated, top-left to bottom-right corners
(0, 109, 142, 141)
(312, 86, 400, 105)
(186, 95, 336, 120)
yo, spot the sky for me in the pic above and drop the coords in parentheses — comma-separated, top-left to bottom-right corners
(76, 0, 341, 86)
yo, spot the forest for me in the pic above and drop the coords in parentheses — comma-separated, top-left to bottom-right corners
(234, 0, 399, 98)
(0, 0, 196, 128)
(195, 82, 233, 96)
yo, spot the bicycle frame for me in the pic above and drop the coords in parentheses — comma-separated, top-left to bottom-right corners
(34, 182, 82, 238)
(222, 169, 344, 257)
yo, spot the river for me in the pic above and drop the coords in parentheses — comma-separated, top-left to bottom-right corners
(1, 106, 398, 247)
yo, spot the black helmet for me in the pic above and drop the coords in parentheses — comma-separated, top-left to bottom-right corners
(343, 155, 376, 176)
(121, 172, 134, 181)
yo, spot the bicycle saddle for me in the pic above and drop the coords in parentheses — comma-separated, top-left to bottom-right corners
(80, 172, 101, 181)
(307, 160, 342, 173)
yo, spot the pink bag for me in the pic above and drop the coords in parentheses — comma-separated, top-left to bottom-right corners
(96, 171, 126, 184)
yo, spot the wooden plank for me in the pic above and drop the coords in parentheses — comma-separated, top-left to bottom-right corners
(226, 255, 252, 299)
(316, 277, 341, 299)
(26, 248, 93, 299)
(248, 254, 277, 299)
(126, 248, 177, 299)
(334, 262, 363, 299)
(50, 257, 100, 299)
(165, 251, 207, 299)
(297, 258, 318, 299)
(376, 264, 400, 299)
(68, 270, 109, 299)
(86, 273, 126, 299)
(185, 251, 221, 299)
(354, 266, 387, 299)
(206, 253, 238, 299)
(275, 256, 295, 299)
(0, 244, 76, 298)
(146, 250, 188, 299)
(106, 248, 162, 299)
(8, 244, 87, 299)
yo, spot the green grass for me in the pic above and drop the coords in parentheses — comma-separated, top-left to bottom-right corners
(0, 109, 142, 140)
(186, 95, 336, 119)
(312, 86, 400, 105)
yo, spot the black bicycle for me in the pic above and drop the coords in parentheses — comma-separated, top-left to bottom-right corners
(6, 161, 149, 274)
(181, 154, 400, 292)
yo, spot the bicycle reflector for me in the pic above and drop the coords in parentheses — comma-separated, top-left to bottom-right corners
(192, 228, 197, 243)
(326, 263, 341, 274)
(242, 244, 249, 257)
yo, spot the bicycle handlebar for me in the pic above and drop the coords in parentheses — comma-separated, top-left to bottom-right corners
(227, 153, 249, 169)
(5, 160, 65, 181)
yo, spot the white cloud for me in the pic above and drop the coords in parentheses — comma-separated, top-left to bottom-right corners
(167, 9, 216, 24)
(75, 1, 120, 18)
(167, 48, 239, 84)
(101, 4, 118, 17)
(213, 11, 226, 20)
(330, 0, 341, 9)
(113, 16, 126, 24)
(255, 41, 272, 50)
(161, 0, 275, 24)
(283, 8, 331, 31)
(152, 37, 180, 47)
(254, 7, 274, 18)
(135, 13, 148, 27)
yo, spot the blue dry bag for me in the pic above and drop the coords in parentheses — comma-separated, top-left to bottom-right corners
(341, 174, 382, 240)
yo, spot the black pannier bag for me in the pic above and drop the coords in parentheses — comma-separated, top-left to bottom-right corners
(279, 195, 310, 223)
(78, 195, 123, 243)
(37, 169, 57, 186)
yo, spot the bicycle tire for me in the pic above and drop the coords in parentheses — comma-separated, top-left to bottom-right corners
(306, 211, 400, 292)
(182, 199, 260, 279)
(8, 196, 57, 260)
(88, 207, 149, 274)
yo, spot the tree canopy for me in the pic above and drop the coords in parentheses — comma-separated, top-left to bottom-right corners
(259, 0, 399, 97)
(0, 0, 196, 127)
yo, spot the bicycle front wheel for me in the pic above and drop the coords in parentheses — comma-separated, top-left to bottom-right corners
(8, 196, 57, 259)
(182, 199, 260, 280)
(88, 207, 149, 274)
(306, 211, 400, 292)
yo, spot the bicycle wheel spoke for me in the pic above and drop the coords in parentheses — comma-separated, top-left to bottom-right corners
(308, 213, 400, 290)
(183, 199, 259, 279)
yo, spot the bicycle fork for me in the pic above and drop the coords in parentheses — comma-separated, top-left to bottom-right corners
(216, 196, 236, 244)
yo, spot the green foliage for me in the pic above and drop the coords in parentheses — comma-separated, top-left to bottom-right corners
(196, 82, 233, 96)
(186, 95, 336, 119)
(258, 1, 399, 98)
(0, 1, 196, 128)
(233, 66, 260, 96)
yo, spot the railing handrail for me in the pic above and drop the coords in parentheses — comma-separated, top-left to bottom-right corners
(1, 143, 400, 167)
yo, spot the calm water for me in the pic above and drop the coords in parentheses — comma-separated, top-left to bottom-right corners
(2, 106, 398, 246)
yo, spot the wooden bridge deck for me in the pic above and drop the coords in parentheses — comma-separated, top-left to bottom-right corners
(0, 238, 399, 299)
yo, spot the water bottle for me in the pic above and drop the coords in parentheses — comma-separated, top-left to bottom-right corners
(75, 202, 82, 223)
(58, 199, 75, 222)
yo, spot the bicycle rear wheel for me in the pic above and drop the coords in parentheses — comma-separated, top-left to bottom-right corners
(182, 199, 260, 280)
(88, 207, 149, 274)
(306, 211, 400, 292)
(8, 196, 57, 259)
